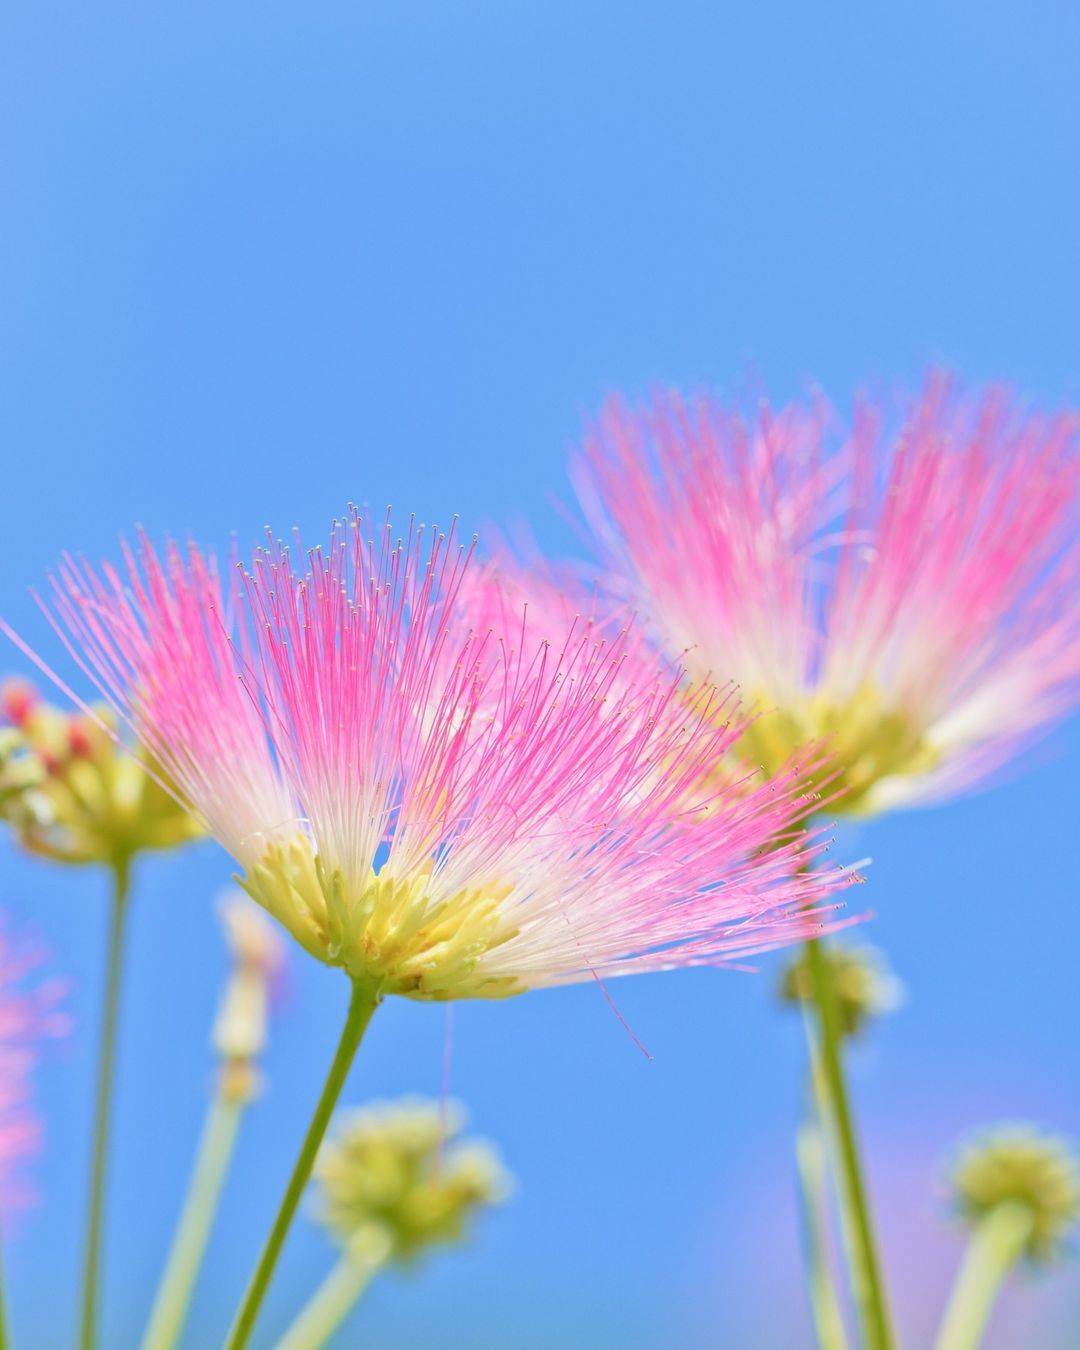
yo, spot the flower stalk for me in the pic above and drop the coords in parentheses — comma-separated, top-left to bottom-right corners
(804, 937, 895, 1350)
(79, 855, 132, 1350)
(796, 1115, 849, 1350)
(934, 1201, 1033, 1350)
(141, 895, 284, 1350)
(224, 979, 381, 1350)
(140, 1093, 244, 1350)
(277, 1254, 380, 1350)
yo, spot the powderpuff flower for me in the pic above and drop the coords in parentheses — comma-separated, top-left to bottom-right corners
(575, 374, 1080, 815)
(0, 918, 66, 1215)
(13, 509, 856, 1002)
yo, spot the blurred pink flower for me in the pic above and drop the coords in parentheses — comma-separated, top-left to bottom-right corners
(13, 508, 856, 1001)
(0, 919, 66, 1214)
(574, 373, 1080, 814)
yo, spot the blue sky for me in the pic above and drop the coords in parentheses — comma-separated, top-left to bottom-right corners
(2, 3, 1079, 1346)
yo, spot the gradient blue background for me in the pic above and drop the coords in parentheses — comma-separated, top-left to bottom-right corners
(2, 4, 1079, 1346)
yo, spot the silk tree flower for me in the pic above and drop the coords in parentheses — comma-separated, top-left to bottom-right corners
(19, 509, 856, 1004)
(574, 374, 1080, 815)
(0, 917, 66, 1215)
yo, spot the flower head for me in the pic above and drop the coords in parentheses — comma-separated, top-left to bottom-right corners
(949, 1124, 1080, 1263)
(0, 678, 201, 866)
(0, 916, 67, 1215)
(314, 1099, 509, 1265)
(575, 375, 1080, 815)
(779, 941, 901, 1038)
(20, 508, 856, 1000)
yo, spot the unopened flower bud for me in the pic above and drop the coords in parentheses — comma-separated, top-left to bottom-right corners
(315, 1099, 511, 1266)
(779, 941, 902, 1038)
(949, 1124, 1080, 1263)
(1, 679, 38, 728)
(67, 719, 95, 759)
(0, 679, 201, 866)
(220, 893, 285, 977)
(212, 893, 285, 1102)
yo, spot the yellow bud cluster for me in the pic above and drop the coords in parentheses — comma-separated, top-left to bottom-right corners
(0, 679, 201, 867)
(780, 942, 902, 1039)
(315, 1099, 511, 1266)
(950, 1125, 1080, 1263)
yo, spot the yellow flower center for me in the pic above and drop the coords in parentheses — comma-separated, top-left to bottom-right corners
(734, 683, 940, 814)
(240, 835, 523, 1000)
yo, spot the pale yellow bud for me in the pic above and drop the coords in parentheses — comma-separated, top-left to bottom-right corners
(949, 1124, 1080, 1263)
(219, 891, 285, 977)
(780, 941, 902, 1039)
(315, 1098, 511, 1265)
(211, 893, 285, 1101)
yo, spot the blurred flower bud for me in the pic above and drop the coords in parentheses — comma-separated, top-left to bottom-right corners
(1, 679, 38, 728)
(315, 1099, 511, 1267)
(212, 893, 286, 1103)
(949, 1124, 1080, 1263)
(0, 679, 201, 867)
(779, 941, 902, 1038)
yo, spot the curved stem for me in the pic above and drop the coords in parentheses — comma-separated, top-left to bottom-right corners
(277, 1254, 379, 1350)
(933, 1202, 1033, 1350)
(80, 855, 132, 1350)
(805, 937, 895, 1350)
(225, 980, 381, 1350)
(140, 1091, 245, 1350)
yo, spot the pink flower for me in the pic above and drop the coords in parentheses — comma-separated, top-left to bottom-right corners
(17, 509, 856, 1000)
(574, 374, 1080, 814)
(0, 919, 66, 1215)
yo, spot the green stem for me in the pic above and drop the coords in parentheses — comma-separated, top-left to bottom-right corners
(805, 937, 894, 1350)
(277, 1255, 380, 1350)
(0, 1228, 9, 1350)
(933, 1202, 1033, 1350)
(224, 980, 381, 1350)
(80, 855, 132, 1350)
(140, 1090, 245, 1350)
(796, 1115, 850, 1350)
